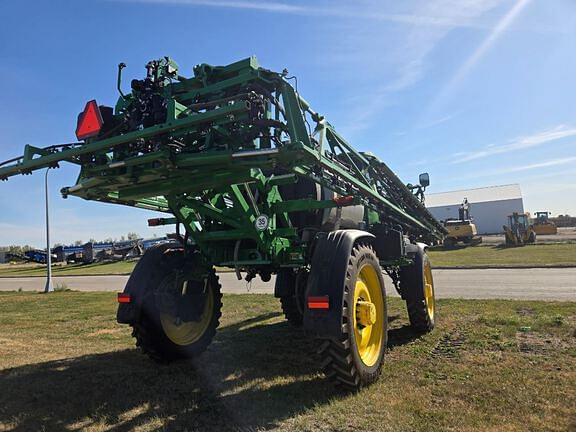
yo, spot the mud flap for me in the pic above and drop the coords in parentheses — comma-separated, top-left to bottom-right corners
(400, 242, 428, 301)
(303, 229, 375, 339)
(116, 243, 179, 324)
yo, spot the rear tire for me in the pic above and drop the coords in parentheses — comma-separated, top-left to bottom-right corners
(400, 249, 435, 333)
(318, 243, 387, 391)
(280, 296, 303, 327)
(277, 269, 308, 327)
(128, 247, 222, 362)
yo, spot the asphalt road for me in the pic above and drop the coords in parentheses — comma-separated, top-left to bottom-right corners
(1, 268, 574, 301)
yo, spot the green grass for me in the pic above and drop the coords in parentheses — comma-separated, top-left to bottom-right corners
(0, 260, 137, 277)
(428, 242, 576, 268)
(0, 292, 574, 431)
(2, 242, 575, 278)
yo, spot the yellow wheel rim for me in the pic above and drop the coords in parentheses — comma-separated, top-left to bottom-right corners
(352, 264, 385, 367)
(160, 282, 214, 346)
(423, 261, 435, 320)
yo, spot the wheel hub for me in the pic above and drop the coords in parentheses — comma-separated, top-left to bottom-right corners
(423, 261, 435, 320)
(156, 272, 215, 346)
(352, 264, 385, 367)
(356, 300, 377, 326)
(156, 276, 207, 323)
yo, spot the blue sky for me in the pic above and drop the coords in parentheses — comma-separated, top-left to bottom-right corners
(1, 0, 575, 247)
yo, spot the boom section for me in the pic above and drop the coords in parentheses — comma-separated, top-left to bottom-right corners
(0, 56, 445, 261)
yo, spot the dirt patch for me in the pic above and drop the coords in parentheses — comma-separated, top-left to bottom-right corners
(0, 337, 28, 350)
(431, 331, 466, 358)
(516, 307, 535, 317)
(516, 331, 572, 354)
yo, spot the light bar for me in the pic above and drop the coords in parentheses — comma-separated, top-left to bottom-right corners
(308, 295, 330, 310)
(117, 293, 131, 304)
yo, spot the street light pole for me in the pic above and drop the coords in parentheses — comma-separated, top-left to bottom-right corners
(44, 168, 54, 293)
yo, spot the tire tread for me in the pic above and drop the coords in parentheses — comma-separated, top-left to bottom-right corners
(317, 243, 386, 391)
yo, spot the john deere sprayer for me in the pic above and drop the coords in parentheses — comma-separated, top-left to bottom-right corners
(0, 57, 445, 390)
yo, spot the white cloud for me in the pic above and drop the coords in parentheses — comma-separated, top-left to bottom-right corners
(113, 0, 503, 30)
(427, 0, 531, 115)
(111, 0, 537, 139)
(329, 0, 503, 136)
(417, 113, 457, 129)
(504, 156, 576, 173)
(453, 125, 576, 163)
(118, 0, 307, 13)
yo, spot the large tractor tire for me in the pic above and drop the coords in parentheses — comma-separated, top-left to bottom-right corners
(276, 269, 308, 327)
(318, 243, 387, 391)
(128, 245, 222, 362)
(399, 249, 435, 333)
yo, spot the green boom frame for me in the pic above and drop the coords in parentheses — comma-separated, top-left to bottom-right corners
(0, 56, 445, 275)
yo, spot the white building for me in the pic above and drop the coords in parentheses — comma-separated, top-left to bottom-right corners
(425, 184, 524, 234)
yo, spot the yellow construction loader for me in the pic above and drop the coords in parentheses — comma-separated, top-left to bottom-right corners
(503, 212, 536, 246)
(443, 198, 482, 248)
(532, 211, 557, 235)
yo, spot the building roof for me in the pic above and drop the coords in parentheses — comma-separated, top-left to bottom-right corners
(425, 184, 522, 208)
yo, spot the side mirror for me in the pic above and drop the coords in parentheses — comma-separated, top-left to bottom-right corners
(419, 172, 430, 188)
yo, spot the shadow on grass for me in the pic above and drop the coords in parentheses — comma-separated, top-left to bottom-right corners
(0, 314, 320, 431)
(0, 312, 423, 431)
(387, 324, 421, 348)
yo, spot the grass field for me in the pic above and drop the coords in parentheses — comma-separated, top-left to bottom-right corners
(428, 242, 576, 268)
(1, 242, 575, 278)
(0, 260, 137, 277)
(0, 292, 574, 431)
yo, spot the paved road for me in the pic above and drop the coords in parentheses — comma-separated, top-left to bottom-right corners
(1, 268, 574, 301)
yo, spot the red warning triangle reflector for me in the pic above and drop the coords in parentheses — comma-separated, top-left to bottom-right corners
(75, 99, 103, 140)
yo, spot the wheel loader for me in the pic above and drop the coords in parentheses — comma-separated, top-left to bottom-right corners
(503, 212, 536, 246)
(0, 57, 446, 390)
(532, 211, 557, 235)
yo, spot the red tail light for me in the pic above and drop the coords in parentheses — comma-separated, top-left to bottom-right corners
(308, 295, 330, 310)
(148, 218, 162, 226)
(117, 293, 131, 304)
(76, 100, 103, 140)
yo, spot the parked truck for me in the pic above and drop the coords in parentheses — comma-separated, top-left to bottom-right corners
(0, 57, 445, 390)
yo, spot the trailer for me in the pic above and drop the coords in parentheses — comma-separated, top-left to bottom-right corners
(0, 57, 445, 390)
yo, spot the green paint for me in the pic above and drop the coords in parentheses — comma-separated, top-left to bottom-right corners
(0, 56, 446, 276)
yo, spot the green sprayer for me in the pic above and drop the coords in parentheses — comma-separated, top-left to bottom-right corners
(0, 57, 445, 390)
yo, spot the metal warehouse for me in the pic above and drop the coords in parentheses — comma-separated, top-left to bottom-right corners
(425, 184, 524, 234)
